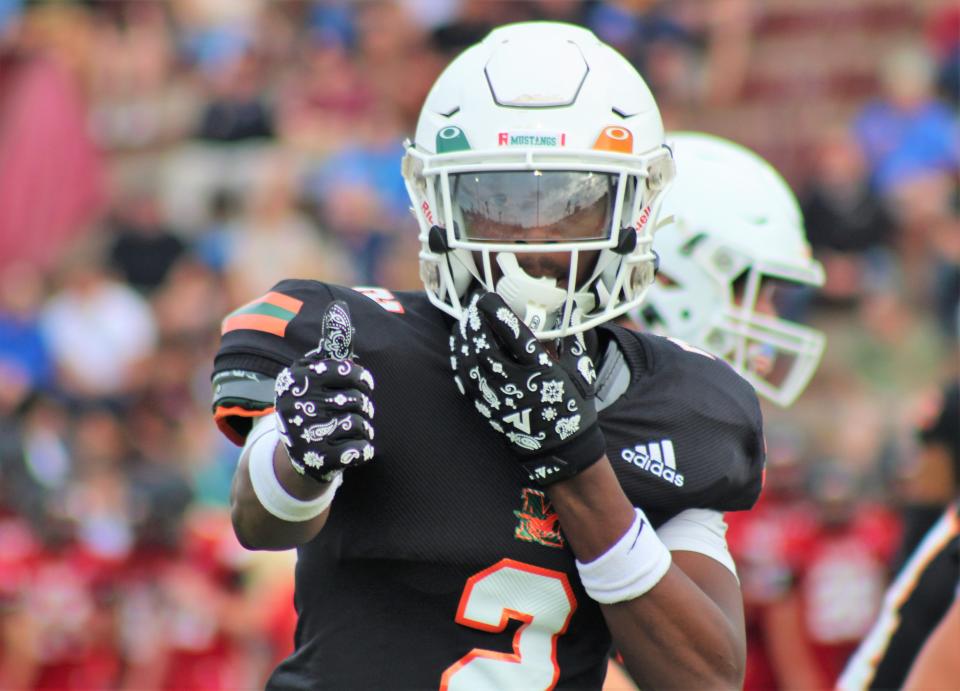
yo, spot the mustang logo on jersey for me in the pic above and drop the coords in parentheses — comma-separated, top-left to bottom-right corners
(513, 488, 564, 548)
(620, 439, 685, 487)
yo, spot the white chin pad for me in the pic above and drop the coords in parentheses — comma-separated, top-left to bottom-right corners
(495, 253, 568, 332)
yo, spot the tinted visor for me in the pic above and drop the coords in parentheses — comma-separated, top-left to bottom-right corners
(451, 171, 615, 243)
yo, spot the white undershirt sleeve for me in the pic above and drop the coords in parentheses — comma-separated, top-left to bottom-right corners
(656, 508, 738, 580)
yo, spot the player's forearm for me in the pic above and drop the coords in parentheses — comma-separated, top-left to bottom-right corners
(903, 596, 960, 689)
(231, 441, 331, 550)
(547, 460, 744, 689)
(600, 564, 743, 689)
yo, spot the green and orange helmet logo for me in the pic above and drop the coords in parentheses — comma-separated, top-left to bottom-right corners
(436, 126, 471, 153)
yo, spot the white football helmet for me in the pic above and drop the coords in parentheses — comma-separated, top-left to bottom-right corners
(641, 132, 825, 406)
(402, 22, 675, 339)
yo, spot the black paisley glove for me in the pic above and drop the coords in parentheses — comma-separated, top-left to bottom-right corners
(274, 301, 375, 482)
(451, 292, 605, 485)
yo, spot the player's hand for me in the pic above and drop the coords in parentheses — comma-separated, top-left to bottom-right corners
(274, 301, 375, 482)
(450, 292, 605, 485)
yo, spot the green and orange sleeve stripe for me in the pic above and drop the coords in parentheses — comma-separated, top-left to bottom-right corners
(221, 291, 304, 337)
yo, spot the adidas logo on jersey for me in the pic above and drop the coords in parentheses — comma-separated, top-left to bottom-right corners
(620, 440, 684, 487)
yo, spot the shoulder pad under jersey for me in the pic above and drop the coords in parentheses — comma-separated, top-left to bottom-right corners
(597, 324, 766, 522)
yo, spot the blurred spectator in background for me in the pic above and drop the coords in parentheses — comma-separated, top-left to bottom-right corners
(192, 188, 243, 273)
(587, 0, 753, 115)
(587, 0, 693, 77)
(0, 395, 71, 531)
(0, 3, 106, 272)
(926, 193, 960, 343)
(430, 0, 523, 56)
(113, 509, 251, 690)
(801, 129, 896, 306)
(276, 32, 373, 155)
(354, 2, 444, 133)
(175, 0, 258, 73)
(107, 187, 186, 295)
(39, 241, 157, 403)
(0, 515, 41, 690)
(753, 464, 899, 689)
(924, 4, 960, 107)
(194, 49, 274, 144)
(725, 431, 818, 690)
(0, 0, 21, 37)
(150, 254, 239, 506)
(303, 103, 409, 285)
(725, 405, 904, 690)
(224, 154, 355, 303)
(877, 286, 944, 386)
(63, 406, 138, 562)
(152, 257, 228, 347)
(88, 2, 197, 153)
(0, 262, 53, 409)
(174, 0, 270, 142)
(837, 377, 958, 691)
(0, 401, 132, 690)
(853, 43, 959, 196)
(12, 536, 122, 690)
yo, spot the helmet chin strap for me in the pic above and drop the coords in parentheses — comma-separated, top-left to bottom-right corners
(495, 253, 589, 336)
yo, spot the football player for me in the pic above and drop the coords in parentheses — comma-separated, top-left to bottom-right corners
(838, 379, 959, 690)
(902, 524, 960, 689)
(214, 23, 764, 689)
(634, 133, 829, 689)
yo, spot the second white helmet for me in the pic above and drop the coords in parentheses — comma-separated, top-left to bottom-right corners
(641, 132, 825, 406)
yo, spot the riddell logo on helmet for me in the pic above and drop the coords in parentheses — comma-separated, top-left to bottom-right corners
(421, 201, 434, 225)
(636, 205, 652, 231)
(497, 132, 567, 147)
(620, 440, 684, 487)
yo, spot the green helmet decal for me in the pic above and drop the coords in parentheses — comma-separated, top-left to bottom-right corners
(436, 125, 471, 153)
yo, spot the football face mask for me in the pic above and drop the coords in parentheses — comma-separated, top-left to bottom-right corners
(719, 261, 824, 407)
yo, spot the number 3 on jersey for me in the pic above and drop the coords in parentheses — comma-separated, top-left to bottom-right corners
(440, 559, 577, 691)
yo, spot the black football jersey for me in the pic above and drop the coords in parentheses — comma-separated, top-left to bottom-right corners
(212, 280, 765, 690)
(839, 500, 959, 690)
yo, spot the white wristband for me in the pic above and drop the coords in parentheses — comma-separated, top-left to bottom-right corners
(576, 507, 672, 604)
(247, 419, 342, 522)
